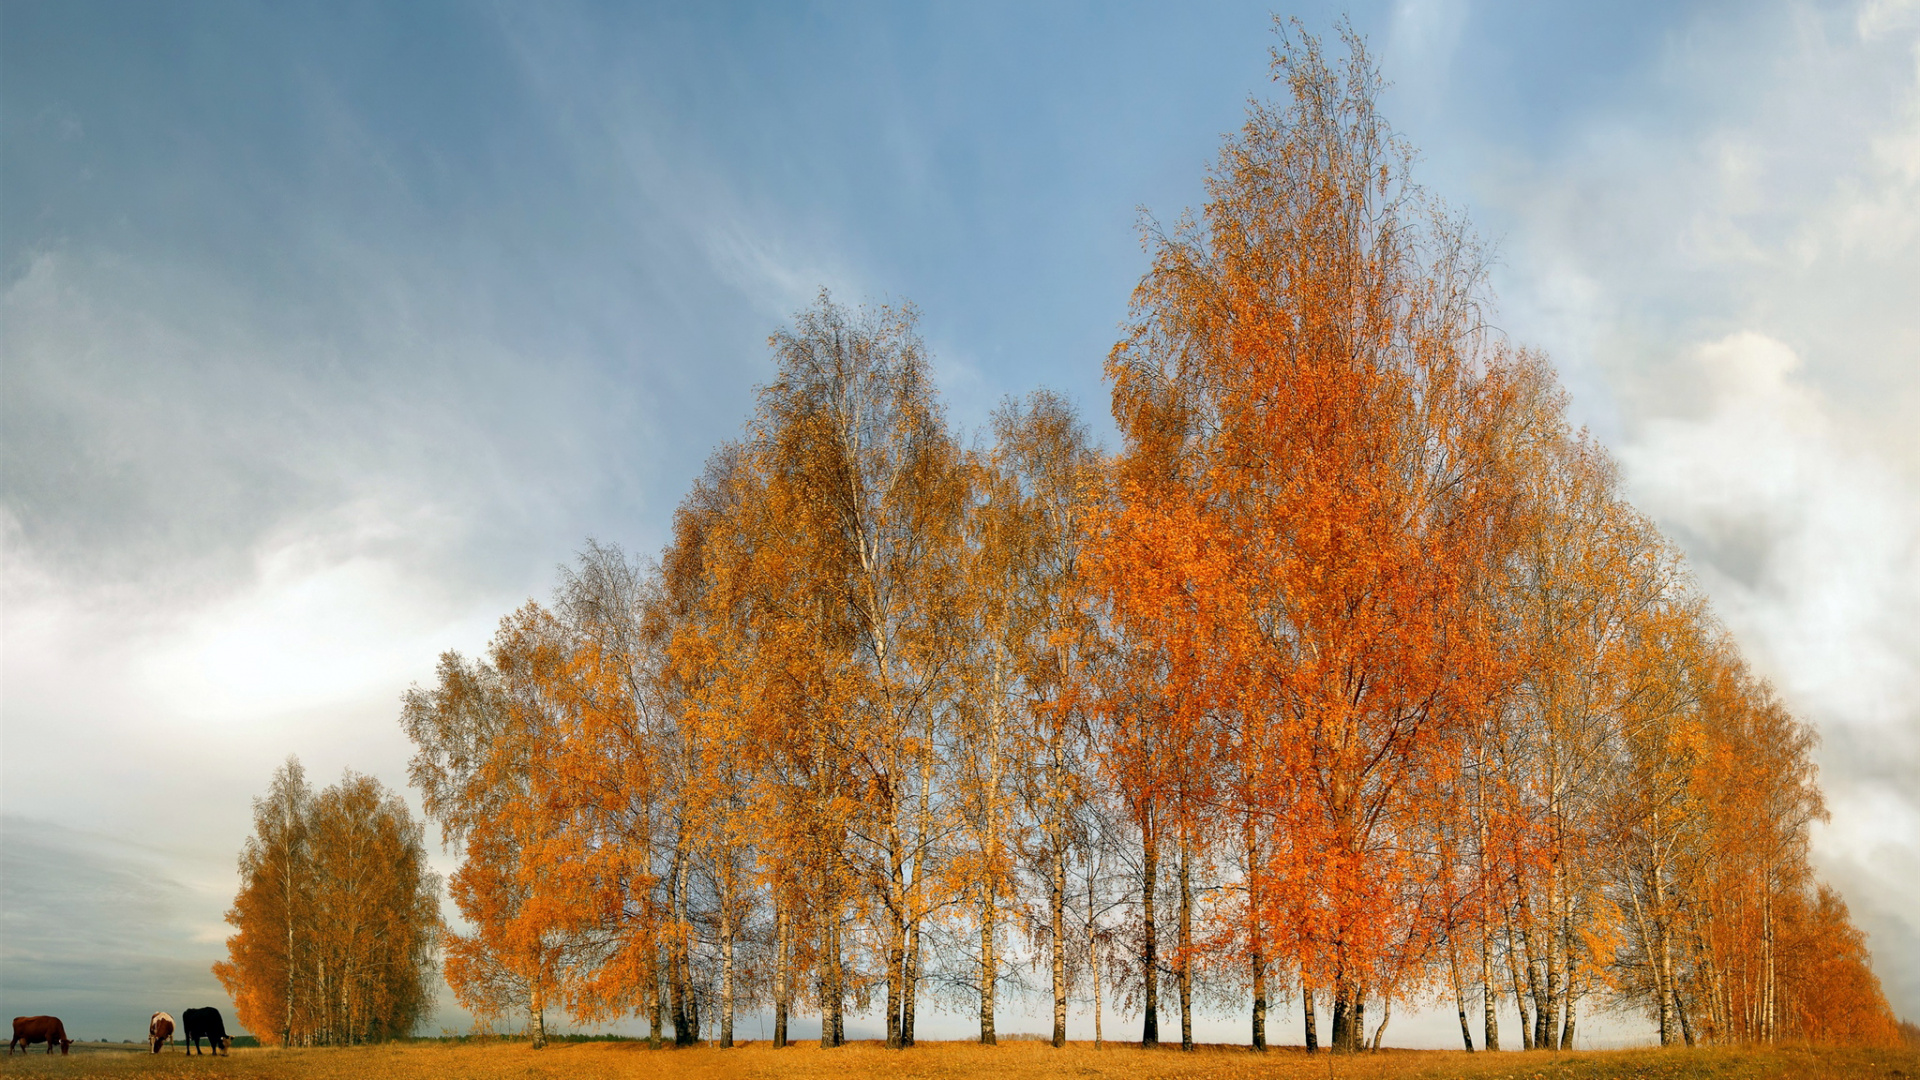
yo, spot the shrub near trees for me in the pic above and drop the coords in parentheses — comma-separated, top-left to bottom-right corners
(215, 758, 442, 1046)
(394, 26, 1900, 1054)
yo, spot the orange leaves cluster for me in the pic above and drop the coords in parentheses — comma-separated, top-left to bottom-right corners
(1096, 24, 1523, 1044)
(1090, 23, 1897, 1053)
(215, 759, 440, 1046)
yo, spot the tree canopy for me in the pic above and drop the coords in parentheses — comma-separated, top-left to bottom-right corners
(385, 25, 1899, 1054)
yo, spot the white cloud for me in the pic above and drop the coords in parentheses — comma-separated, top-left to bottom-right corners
(1622, 332, 1920, 748)
(132, 508, 500, 726)
(1387, 0, 1469, 91)
(1857, 0, 1920, 40)
(701, 216, 862, 321)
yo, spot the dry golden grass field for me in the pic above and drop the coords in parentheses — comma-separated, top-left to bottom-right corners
(4, 1040, 1918, 1080)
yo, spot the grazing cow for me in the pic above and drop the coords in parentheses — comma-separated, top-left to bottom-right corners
(9, 1015, 72, 1055)
(150, 1011, 174, 1053)
(181, 1007, 231, 1056)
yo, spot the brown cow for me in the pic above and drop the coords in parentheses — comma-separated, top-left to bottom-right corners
(9, 1015, 72, 1055)
(150, 1011, 174, 1053)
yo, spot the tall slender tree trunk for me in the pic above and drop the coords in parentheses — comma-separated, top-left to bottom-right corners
(1090, 870, 1104, 1050)
(1743, 938, 1757, 1040)
(1558, 910, 1579, 1051)
(773, 899, 789, 1048)
(529, 981, 547, 1049)
(1140, 805, 1159, 1048)
(1449, 936, 1474, 1051)
(1471, 767, 1499, 1051)
(870, 578, 909, 1043)
(1246, 814, 1266, 1052)
(813, 708, 837, 1052)
(1674, 980, 1693, 1047)
(820, 883, 836, 1049)
(886, 887, 906, 1048)
(644, 817, 662, 1051)
(685, 858, 700, 1045)
(902, 921, 920, 1046)
(1542, 859, 1562, 1051)
(1761, 875, 1775, 1044)
(1693, 904, 1723, 1044)
(1504, 906, 1533, 1050)
(283, 879, 296, 1047)
(1518, 888, 1548, 1049)
(281, 810, 299, 1049)
(979, 880, 998, 1044)
(1648, 867, 1676, 1047)
(1303, 976, 1318, 1054)
(1566, 930, 1582, 1045)
(980, 657, 1007, 1048)
(831, 911, 845, 1047)
(1561, 950, 1581, 1050)
(890, 789, 916, 1050)
(1481, 912, 1500, 1051)
(903, 713, 936, 1049)
(720, 867, 736, 1049)
(315, 955, 328, 1046)
(648, 942, 663, 1049)
(671, 847, 693, 1046)
(1371, 996, 1392, 1052)
(883, 760, 909, 1051)
(670, 939, 689, 1041)
(1177, 835, 1193, 1052)
(1051, 832, 1068, 1047)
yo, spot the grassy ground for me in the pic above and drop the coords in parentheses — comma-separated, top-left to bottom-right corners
(2, 1039, 1914, 1080)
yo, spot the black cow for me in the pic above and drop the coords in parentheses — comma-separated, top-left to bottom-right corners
(9, 1015, 72, 1055)
(181, 1007, 231, 1056)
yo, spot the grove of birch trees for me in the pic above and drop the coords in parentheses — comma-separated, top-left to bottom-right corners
(215, 758, 443, 1046)
(398, 28, 1900, 1052)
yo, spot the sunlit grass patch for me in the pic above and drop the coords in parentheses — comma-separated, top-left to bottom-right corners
(2, 1041, 1916, 1080)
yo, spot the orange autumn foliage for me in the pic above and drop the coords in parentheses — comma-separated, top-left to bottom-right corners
(215, 758, 440, 1046)
(1095, 23, 1527, 1051)
(390, 23, 1900, 1057)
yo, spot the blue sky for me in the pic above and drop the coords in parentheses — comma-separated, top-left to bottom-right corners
(5, 0, 1917, 1044)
